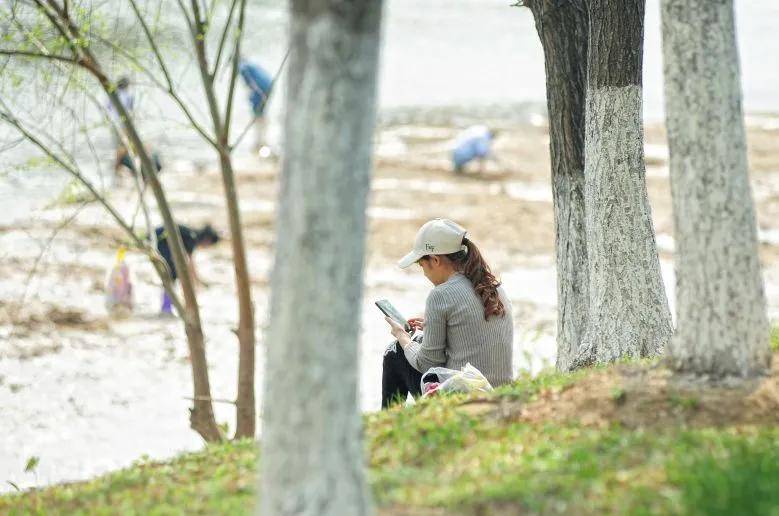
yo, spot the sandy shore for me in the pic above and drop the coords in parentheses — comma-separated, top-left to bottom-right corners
(2, 114, 779, 491)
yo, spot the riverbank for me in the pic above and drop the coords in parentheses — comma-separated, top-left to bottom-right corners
(3, 115, 779, 492)
(4, 346, 779, 514)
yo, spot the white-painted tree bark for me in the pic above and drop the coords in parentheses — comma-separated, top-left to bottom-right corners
(259, 1, 382, 514)
(661, 0, 770, 376)
(574, 0, 673, 368)
(525, 0, 589, 372)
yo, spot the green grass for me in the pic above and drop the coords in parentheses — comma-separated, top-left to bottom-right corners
(1, 441, 257, 515)
(668, 393, 700, 411)
(771, 326, 779, 351)
(667, 431, 779, 516)
(3, 368, 779, 515)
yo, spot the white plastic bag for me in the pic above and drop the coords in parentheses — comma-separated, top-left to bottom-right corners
(420, 363, 493, 398)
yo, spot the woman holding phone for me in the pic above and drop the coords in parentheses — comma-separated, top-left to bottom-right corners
(382, 218, 513, 408)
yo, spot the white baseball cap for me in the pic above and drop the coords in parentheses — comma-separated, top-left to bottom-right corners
(398, 218, 468, 269)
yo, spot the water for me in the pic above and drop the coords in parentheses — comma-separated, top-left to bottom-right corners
(244, 0, 779, 117)
(379, 0, 779, 117)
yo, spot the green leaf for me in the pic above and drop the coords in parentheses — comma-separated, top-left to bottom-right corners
(24, 456, 39, 473)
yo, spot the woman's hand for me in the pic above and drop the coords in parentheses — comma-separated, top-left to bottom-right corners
(407, 317, 425, 331)
(385, 317, 415, 350)
(385, 317, 407, 340)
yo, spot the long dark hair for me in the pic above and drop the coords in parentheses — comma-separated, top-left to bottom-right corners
(444, 238, 505, 320)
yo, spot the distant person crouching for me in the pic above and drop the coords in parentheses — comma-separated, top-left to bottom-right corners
(452, 125, 498, 174)
(155, 224, 220, 315)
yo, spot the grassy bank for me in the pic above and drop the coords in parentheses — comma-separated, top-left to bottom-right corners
(4, 354, 779, 515)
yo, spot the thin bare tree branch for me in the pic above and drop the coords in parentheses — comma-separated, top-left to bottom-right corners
(5, 0, 225, 443)
(175, 0, 196, 38)
(16, 200, 89, 317)
(222, 0, 245, 139)
(40, 0, 205, 330)
(7, 10, 116, 191)
(211, 0, 239, 78)
(0, 49, 75, 64)
(125, 0, 217, 146)
(187, 0, 228, 153)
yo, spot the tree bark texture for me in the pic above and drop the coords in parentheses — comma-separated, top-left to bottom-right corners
(661, 0, 770, 376)
(526, 0, 590, 372)
(575, 0, 672, 367)
(259, 1, 382, 514)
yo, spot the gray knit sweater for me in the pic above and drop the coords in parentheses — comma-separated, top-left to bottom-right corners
(403, 273, 513, 386)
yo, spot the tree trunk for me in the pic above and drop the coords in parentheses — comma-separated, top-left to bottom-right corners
(525, 0, 589, 372)
(187, 0, 257, 438)
(574, 0, 672, 367)
(218, 150, 257, 439)
(259, 1, 382, 514)
(661, 0, 770, 376)
(23, 0, 223, 443)
(104, 81, 223, 444)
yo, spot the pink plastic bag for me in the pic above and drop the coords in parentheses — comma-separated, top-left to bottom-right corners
(105, 248, 134, 314)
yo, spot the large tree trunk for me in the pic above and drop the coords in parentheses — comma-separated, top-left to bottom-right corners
(661, 0, 770, 376)
(526, 0, 589, 372)
(574, 0, 672, 367)
(259, 1, 382, 514)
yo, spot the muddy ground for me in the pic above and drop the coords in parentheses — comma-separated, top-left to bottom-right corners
(2, 115, 779, 490)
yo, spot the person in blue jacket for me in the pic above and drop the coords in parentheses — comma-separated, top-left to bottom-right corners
(452, 125, 497, 174)
(239, 59, 274, 155)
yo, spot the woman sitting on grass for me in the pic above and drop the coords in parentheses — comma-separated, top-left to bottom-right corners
(382, 218, 513, 408)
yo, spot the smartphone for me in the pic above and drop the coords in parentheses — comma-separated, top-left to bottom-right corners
(375, 299, 411, 332)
